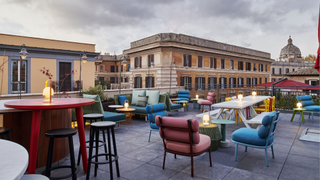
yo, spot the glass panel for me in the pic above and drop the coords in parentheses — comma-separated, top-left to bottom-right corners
(12, 60, 18, 82)
(20, 60, 26, 82)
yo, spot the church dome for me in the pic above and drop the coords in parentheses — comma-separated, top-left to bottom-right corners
(279, 36, 301, 61)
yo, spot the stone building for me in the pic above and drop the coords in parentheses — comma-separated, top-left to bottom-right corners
(287, 67, 319, 86)
(271, 36, 314, 81)
(95, 53, 131, 89)
(123, 33, 273, 97)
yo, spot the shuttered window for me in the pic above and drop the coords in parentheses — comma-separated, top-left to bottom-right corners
(208, 77, 217, 89)
(148, 54, 154, 67)
(145, 76, 155, 88)
(198, 56, 202, 68)
(183, 54, 192, 67)
(134, 77, 142, 88)
(221, 59, 225, 69)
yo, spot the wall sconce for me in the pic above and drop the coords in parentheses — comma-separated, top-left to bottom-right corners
(297, 102, 302, 109)
(43, 80, 54, 103)
(124, 100, 129, 109)
(196, 94, 199, 99)
(238, 94, 243, 101)
(252, 91, 257, 96)
(202, 110, 210, 126)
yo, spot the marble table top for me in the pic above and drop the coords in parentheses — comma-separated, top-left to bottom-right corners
(0, 139, 28, 180)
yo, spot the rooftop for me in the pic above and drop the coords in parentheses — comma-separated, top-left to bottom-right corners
(287, 67, 319, 76)
(37, 106, 320, 180)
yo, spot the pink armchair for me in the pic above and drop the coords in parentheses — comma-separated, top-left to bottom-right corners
(197, 92, 215, 111)
(155, 116, 212, 177)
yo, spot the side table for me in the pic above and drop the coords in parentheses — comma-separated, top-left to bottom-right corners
(191, 98, 203, 109)
(290, 108, 306, 124)
(174, 100, 189, 111)
(211, 119, 235, 147)
(108, 105, 123, 112)
(199, 123, 222, 151)
(116, 108, 135, 125)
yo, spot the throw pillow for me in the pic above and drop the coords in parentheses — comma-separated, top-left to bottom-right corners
(131, 90, 146, 105)
(146, 90, 160, 105)
(136, 95, 148, 107)
(118, 96, 128, 105)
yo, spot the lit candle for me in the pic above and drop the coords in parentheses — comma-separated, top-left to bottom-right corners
(238, 94, 243, 101)
(202, 110, 210, 126)
(124, 100, 129, 109)
(297, 102, 302, 109)
(43, 80, 54, 103)
(196, 94, 199, 99)
(252, 91, 257, 96)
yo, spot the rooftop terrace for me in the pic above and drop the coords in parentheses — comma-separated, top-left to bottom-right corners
(35, 105, 320, 180)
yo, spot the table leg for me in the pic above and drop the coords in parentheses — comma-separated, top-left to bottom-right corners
(28, 110, 42, 174)
(220, 124, 226, 141)
(300, 111, 305, 124)
(236, 109, 250, 128)
(75, 107, 88, 172)
(290, 110, 297, 122)
(129, 112, 132, 124)
(214, 108, 224, 119)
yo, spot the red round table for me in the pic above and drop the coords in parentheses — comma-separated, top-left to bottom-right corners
(4, 98, 94, 174)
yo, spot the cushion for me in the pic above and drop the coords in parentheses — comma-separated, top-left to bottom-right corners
(118, 96, 128, 105)
(198, 100, 212, 105)
(148, 110, 168, 124)
(170, 104, 182, 110)
(258, 113, 274, 138)
(128, 105, 147, 114)
(303, 106, 320, 112)
(165, 134, 210, 154)
(103, 111, 126, 122)
(207, 95, 214, 102)
(131, 90, 146, 105)
(83, 94, 100, 102)
(232, 128, 274, 146)
(296, 95, 312, 101)
(150, 123, 160, 130)
(146, 90, 160, 105)
(136, 95, 148, 107)
(177, 97, 189, 101)
(301, 100, 314, 107)
(146, 103, 167, 113)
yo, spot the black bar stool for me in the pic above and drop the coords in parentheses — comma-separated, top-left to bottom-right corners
(44, 128, 77, 180)
(77, 113, 108, 165)
(0, 127, 12, 140)
(86, 121, 120, 180)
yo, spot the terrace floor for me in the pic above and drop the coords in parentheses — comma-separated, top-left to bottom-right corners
(36, 104, 320, 180)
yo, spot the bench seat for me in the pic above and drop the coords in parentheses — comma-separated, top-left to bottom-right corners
(103, 111, 126, 123)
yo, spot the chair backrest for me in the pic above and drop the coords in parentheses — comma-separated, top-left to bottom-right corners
(82, 94, 104, 115)
(258, 111, 279, 146)
(177, 90, 190, 99)
(296, 95, 314, 107)
(146, 103, 168, 127)
(155, 116, 200, 145)
(207, 92, 215, 103)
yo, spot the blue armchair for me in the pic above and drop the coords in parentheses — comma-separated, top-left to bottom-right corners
(296, 95, 320, 122)
(177, 90, 190, 101)
(232, 111, 280, 166)
(146, 103, 168, 142)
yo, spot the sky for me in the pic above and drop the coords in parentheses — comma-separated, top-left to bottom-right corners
(0, 0, 318, 60)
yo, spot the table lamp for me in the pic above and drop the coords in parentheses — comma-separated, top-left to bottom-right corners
(124, 100, 129, 109)
(297, 102, 302, 109)
(196, 94, 199, 99)
(252, 91, 257, 97)
(238, 94, 243, 101)
(43, 80, 54, 103)
(202, 110, 210, 126)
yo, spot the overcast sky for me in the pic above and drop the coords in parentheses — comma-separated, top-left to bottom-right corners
(0, 0, 318, 60)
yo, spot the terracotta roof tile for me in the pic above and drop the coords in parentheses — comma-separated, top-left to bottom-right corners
(287, 67, 319, 75)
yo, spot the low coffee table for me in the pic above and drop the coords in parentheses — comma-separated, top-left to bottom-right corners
(199, 123, 222, 151)
(116, 108, 135, 125)
(191, 98, 203, 109)
(211, 119, 235, 147)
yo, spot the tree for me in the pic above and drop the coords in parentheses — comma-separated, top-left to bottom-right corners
(302, 54, 316, 63)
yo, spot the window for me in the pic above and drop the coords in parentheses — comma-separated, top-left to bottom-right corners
(253, 63, 256, 71)
(265, 78, 268, 83)
(253, 78, 257, 87)
(180, 76, 192, 90)
(198, 56, 202, 68)
(292, 68, 295, 72)
(116, 65, 118, 72)
(208, 77, 217, 89)
(210, 58, 217, 69)
(272, 68, 275, 74)
(286, 68, 289, 73)
(100, 65, 103, 71)
(195, 77, 205, 90)
(134, 77, 142, 88)
(121, 65, 123, 72)
(230, 60, 234, 70)
(279, 68, 282, 75)
(238, 61, 243, 70)
(219, 77, 227, 89)
(246, 77, 251, 87)
(246, 62, 251, 71)
(110, 77, 116, 83)
(221, 59, 225, 69)
(135, 57, 142, 68)
(11, 59, 28, 93)
(120, 77, 123, 82)
(145, 76, 154, 88)
(110, 65, 115, 72)
(125, 77, 128, 82)
(259, 78, 262, 84)
(127, 64, 130, 72)
(238, 77, 244, 88)
(183, 54, 192, 67)
(99, 77, 104, 81)
(265, 64, 268, 72)
(229, 77, 236, 88)
(259, 64, 264, 72)
(148, 54, 154, 67)
(272, 78, 276, 82)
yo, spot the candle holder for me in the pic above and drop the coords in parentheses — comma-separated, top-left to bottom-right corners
(202, 110, 210, 126)
(297, 102, 302, 109)
(238, 94, 243, 101)
(43, 80, 54, 103)
(124, 100, 129, 109)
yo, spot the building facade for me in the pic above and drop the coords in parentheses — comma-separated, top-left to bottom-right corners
(287, 67, 319, 86)
(0, 33, 99, 95)
(124, 33, 273, 98)
(271, 36, 314, 81)
(95, 53, 131, 89)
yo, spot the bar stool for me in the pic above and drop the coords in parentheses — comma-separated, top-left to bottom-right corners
(77, 113, 108, 166)
(0, 127, 12, 140)
(86, 121, 120, 180)
(44, 128, 77, 180)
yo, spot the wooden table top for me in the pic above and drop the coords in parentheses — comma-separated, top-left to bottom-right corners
(116, 108, 135, 112)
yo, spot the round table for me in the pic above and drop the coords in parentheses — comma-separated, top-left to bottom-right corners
(191, 98, 203, 109)
(0, 139, 28, 180)
(199, 123, 222, 151)
(290, 108, 306, 124)
(210, 119, 236, 147)
(108, 105, 123, 112)
(116, 108, 135, 125)
(4, 98, 94, 174)
(174, 100, 189, 111)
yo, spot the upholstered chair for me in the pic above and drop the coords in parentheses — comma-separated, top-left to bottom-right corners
(197, 92, 215, 111)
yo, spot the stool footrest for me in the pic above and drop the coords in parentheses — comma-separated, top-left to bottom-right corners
(42, 166, 77, 180)
(85, 140, 105, 148)
(90, 153, 119, 165)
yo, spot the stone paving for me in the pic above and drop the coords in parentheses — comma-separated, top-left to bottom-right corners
(36, 104, 320, 180)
